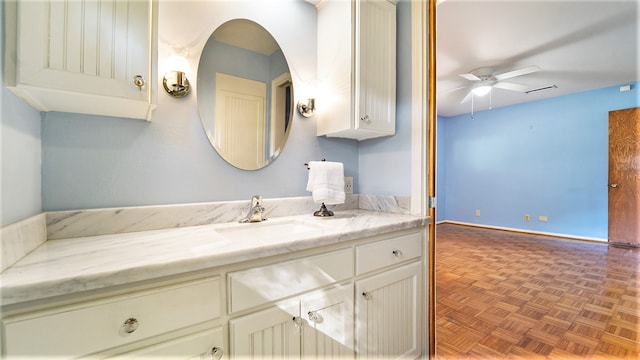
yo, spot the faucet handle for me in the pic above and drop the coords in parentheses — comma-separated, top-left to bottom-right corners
(251, 195, 262, 206)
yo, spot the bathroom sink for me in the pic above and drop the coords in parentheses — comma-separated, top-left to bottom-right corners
(215, 218, 328, 241)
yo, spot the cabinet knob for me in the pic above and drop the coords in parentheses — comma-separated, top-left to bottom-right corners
(122, 318, 139, 333)
(132, 75, 145, 91)
(360, 115, 371, 123)
(362, 291, 372, 301)
(209, 346, 224, 360)
(392, 249, 403, 258)
(292, 316, 303, 328)
(308, 311, 324, 324)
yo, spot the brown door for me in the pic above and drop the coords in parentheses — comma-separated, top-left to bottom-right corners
(608, 107, 640, 246)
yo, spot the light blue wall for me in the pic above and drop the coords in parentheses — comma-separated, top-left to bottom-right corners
(2, 0, 413, 220)
(438, 82, 639, 239)
(359, 0, 412, 196)
(436, 116, 446, 222)
(40, 1, 363, 211)
(0, 2, 43, 226)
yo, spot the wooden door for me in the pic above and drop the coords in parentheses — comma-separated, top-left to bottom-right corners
(608, 107, 640, 246)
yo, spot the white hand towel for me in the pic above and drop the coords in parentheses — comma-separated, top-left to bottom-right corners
(306, 161, 346, 205)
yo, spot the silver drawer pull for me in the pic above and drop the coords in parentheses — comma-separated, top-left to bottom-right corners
(362, 291, 372, 301)
(122, 318, 139, 333)
(308, 311, 324, 324)
(392, 249, 403, 258)
(209, 346, 224, 360)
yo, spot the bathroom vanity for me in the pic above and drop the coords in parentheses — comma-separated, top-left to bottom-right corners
(0, 208, 429, 359)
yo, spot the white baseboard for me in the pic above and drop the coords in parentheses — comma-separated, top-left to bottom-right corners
(438, 220, 608, 243)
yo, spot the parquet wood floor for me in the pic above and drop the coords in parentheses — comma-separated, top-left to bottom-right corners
(435, 223, 640, 359)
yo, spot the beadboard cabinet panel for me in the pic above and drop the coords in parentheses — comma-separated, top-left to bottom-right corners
(316, 0, 397, 140)
(355, 261, 422, 359)
(5, 0, 157, 120)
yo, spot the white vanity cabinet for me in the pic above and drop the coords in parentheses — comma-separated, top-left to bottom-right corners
(230, 285, 354, 359)
(227, 229, 425, 359)
(1, 277, 223, 359)
(315, 0, 397, 140)
(355, 262, 422, 359)
(0, 216, 427, 359)
(355, 232, 423, 359)
(227, 248, 355, 359)
(4, 0, 157, 120)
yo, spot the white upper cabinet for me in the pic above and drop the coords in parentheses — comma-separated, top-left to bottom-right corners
(4, 0, 157, 121)
(315, 0, 396, 141)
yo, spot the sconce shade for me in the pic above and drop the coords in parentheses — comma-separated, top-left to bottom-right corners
(163, 71, 191, 97)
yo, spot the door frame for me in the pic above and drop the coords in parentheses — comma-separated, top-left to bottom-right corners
(410, 0, 435, 357)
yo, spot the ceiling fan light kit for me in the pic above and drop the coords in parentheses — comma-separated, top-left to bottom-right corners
(457, 65, 541, 103)
(472, 84, 493, 96)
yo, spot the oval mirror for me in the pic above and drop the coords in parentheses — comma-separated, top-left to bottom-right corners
(198, 19, 294, 170)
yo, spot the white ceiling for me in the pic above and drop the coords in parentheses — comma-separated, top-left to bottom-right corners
(436, 0, 639, 117)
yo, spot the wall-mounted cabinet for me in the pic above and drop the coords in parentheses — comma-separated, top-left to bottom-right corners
(4, 0, 157, 121)
(315, 0, 397, 141)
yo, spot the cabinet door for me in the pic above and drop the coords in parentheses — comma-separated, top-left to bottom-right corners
(300, 285, 355, 359)
(356, 0, 396, 135)
(355, 261, 422, 359)
(8, 0, 156, 120)
(229, 301, 301, 359)
(316, 0, 396, 140)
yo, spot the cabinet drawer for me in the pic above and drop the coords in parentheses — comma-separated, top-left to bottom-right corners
(111, 326, 224, 359)
(3, 277, 221, 358)
(356, 232, 422, 275)
(228, 248, 353, 313)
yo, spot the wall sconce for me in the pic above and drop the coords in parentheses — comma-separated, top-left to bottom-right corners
(162, 55, 191, 98)
(297, 98, 316, 117)
(163, 71, 191, 97)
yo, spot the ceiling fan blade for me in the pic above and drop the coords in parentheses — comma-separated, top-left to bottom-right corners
(459, 73, 481, 81)
(494, 65, 540, 81)
(440, 86, 467, 95)
(460, 90, 473, 103)
(493, 81, 529, 92)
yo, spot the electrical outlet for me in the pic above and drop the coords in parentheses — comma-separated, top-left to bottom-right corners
(524, 214, 530, 221)
(538, 215, 548, 222)
(344, 177, 353, 195)
(475, 209, 481, 217)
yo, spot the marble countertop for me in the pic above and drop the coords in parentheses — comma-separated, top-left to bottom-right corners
(1, 210, 428, 306)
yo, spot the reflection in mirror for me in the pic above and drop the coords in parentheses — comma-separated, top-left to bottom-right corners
(198, 19, 294, 170)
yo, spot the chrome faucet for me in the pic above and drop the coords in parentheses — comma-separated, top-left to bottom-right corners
(239, 195, 267, 223)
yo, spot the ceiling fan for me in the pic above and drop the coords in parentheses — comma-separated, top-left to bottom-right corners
(457, 65, 541, 103)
